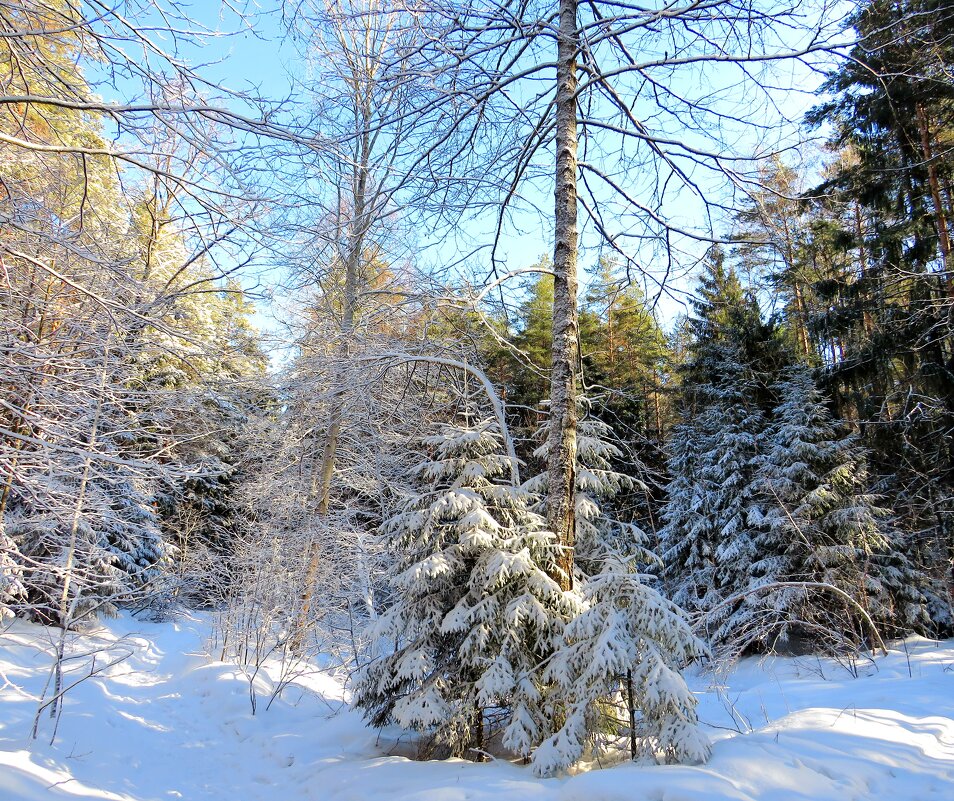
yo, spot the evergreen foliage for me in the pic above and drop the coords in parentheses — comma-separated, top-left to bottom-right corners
(0, 530, 24, 618)
(660, 257, 930, 655)
(523, 409, 650, 572)
(802, 0, 954, 625)
(659, 254, 775, 644)
(535, 554, 709, 773)
(749, 366, 928, 649)
(524, 404, 709, 773)
(355, 418, 575, 761)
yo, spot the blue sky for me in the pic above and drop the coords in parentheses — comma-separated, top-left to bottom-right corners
(87, 1, 844, 352)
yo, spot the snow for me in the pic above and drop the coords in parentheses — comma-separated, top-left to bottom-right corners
(1, 614, 952, 801)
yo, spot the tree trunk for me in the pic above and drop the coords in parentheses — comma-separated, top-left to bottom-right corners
(290, 128, 369, 651)
(626, 668, 638, 760)
(915, 104, 953, 296)
(547, 0, 580, 592)
(291, 247, 360, 650)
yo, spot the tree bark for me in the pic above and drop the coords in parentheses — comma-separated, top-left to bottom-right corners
(915, 104, 953, 296)
(547, 0, 580, 592)
(626, 668, 638, 760)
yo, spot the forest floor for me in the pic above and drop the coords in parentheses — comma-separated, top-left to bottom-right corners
(0, 613, 952, 800)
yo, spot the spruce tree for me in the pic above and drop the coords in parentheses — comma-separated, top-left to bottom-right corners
(751, 365, 928, 650)
(657, 418, 716, 615)
(524, 405, 709, 774)
(100, 467, 170, 598)
(535, 554, 709, 772)
(355, 418, 574, 760)
(523, 410, 649, 572)
(660, 350, 769, 650)
(659, 253, 777, 652)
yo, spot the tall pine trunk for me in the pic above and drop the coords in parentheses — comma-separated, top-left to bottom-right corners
(915, 104, 952, 296)
(547, 0, 580, 592)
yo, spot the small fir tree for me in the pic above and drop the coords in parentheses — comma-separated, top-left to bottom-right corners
(355, 418, 575, 760)
(524, 405, 709, 774)
(534, 552, 710, 774)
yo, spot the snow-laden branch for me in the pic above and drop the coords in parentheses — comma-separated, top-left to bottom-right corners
(355, 353, 519, 485)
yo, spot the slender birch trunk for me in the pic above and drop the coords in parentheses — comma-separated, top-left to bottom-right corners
(547, 0, 580, 592)
(58, 347, 110, 626)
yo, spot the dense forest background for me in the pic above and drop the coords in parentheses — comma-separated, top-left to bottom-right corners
(1, 0, 952, 776)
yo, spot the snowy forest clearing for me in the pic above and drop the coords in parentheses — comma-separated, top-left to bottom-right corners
(0, 614, 951, 801)
(4, 0, 954, 796)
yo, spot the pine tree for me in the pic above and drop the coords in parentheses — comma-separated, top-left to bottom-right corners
(355, 418, 575, 760)
(582, 260, 673, 439)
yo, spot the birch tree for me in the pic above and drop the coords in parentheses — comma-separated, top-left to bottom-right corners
(369, 0, 851, 587)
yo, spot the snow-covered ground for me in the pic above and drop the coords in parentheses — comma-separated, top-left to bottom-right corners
(0, 614, 952, 801)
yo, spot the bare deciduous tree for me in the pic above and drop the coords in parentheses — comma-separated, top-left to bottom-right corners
(362, 0, 850, 585)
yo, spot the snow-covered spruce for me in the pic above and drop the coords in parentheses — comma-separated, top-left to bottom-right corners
(660, 356, 927, 657)
(658, 346, 767, 648)
(101, 467, 172, 598)
(746, 365, 927, 651)
(523, 410, 653, 572)
(354, 418, 576, 761)
(6, 459, 170, 625)
(524, 407, 709, 775)
(0, 521, 25, 619)
(657, 416, 718, 616)
(700, 356, 769, 648)
(534, 554, 710, 775)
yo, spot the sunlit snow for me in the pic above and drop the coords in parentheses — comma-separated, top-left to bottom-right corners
(1, 613, 951, 800)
